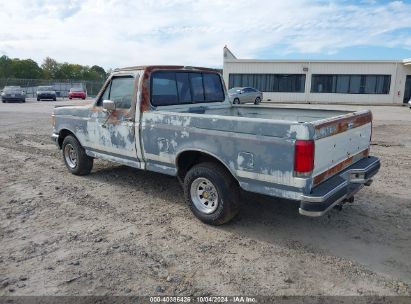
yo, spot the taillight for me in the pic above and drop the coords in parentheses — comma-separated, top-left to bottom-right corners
(294, 140, 315, 175)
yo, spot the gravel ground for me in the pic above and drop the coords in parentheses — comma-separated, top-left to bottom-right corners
(0, 100, 410, 296)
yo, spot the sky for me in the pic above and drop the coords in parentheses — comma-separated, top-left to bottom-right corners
(0, 0, 411, 70)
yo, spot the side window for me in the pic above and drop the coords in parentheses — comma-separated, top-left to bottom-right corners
(175, 73, 192, 103)
(203, 73, 224, 102)
(190, 73, 205, 102)
(152, 72, 178, 106)
(97, 83, 110, 106)
(109, 77, 134, 109)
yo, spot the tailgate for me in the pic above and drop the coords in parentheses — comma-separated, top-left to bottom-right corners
(312, 110, 372, 186)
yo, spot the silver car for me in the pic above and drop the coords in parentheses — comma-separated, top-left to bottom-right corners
(228, 87, 263, 105)
(1, 86, 26, 103)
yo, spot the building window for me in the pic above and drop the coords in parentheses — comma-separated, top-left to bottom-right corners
(311, 74, 391, 94)
(228, 73, 306, 93)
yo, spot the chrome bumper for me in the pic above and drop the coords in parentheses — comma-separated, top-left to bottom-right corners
(299, 156, 380, 217)
(51, 133, 59, 147)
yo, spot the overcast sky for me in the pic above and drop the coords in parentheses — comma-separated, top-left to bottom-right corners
(0, 0, 410, 69)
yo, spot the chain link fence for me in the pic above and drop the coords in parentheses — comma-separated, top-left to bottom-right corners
(0, 78, 105, 98)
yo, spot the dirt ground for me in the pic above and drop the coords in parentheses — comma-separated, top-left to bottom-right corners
(0, 100, 410, 296)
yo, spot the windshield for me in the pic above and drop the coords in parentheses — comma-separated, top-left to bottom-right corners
(3, 86, 22, 93)
(38, 86, 53, 91)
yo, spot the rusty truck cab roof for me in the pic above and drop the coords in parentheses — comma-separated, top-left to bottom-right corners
(113, 65, 221, 73)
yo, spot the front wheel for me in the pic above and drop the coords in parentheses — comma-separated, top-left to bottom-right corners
(254, 97, 261, 105)
(233, 98, 240, 104)
(184, 162, 239, 225)
(62, 135, 93, 175)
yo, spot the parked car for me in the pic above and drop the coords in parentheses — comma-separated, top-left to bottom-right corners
(1, 86, 26, 103)
(408, 99, 411, 109)
(228, 87, 262, 104)
(36, 86, 57, 101)
(51, 65, 380, 225)
(68, 88, 87, 100)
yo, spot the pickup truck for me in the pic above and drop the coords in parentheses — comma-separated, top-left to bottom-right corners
(51, 65, 380, 225)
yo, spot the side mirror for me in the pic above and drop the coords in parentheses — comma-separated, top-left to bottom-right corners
(103, 99, 115, 111)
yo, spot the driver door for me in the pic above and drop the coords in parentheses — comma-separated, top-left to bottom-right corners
(86, 75, 141, 168)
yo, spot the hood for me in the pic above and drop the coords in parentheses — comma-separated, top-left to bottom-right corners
(53, 103, 92, 117)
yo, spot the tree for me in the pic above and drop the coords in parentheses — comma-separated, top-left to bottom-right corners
(41, 57, 60, 79)
(0, 55, 108, 81)
(0, 55, 13, 78)
(90, 65, 107, 80)
(11, 59, 42, 79)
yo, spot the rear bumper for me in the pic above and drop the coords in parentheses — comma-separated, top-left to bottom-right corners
(2, 96, 25, 101)
(299, 156, 380, 216)
(38, 94, 56, 99)
(69, 94, 86, 98)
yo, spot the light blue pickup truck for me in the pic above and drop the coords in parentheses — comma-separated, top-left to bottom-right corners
(51, 66, 380, 225)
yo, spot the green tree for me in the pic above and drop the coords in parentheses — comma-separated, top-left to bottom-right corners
(0, 55, 13, 78)
(41, 57, 60, 79)
(90, 65, 107, 80)
(11, 58, 42, 79)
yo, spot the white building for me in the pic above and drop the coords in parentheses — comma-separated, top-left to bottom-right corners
(223, 47, 411, 105)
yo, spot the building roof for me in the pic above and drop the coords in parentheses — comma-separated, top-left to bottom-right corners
(224, 46, 408, 65)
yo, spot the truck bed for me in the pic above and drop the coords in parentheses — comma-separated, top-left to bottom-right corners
(184, 105, 352, 123)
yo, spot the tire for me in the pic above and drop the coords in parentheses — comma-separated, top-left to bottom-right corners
(53, 97, 57, 101)
(37, 98, 40, 101)
(69, 97, 72, 100)
(233, 98, 240, 104)
(184, 162, 239, 225)
(82, 97, 85, 100)
(62, 135, 93, 175)
(22, 99, 26, 103)
(254, 97, 261, 105)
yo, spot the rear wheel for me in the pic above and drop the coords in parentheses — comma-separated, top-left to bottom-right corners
(254, 97, 261, 105)
(184, 162, 239, 225)
(62, 135, 93, 175)
(53, 97, 57, 101)
(233, 98, 240, 104)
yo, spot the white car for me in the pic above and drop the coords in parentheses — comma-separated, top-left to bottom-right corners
(408, 99, 411, 109)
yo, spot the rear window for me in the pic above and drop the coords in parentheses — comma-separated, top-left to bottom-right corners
(151, 71, 224, 106)
(38, 86, 53, 91)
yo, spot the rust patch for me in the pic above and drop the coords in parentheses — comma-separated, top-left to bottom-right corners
(314, 111, 372, 140)
(313, 148, 369, 186)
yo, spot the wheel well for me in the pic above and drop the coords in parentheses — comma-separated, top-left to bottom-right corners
(176, 151, 237, 183)
(58, 129, 75, 148)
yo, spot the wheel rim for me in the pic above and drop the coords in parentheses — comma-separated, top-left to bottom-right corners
(190, 177, 219, 214)
(255, 97, 261, 104)
(64, 143, 77, 169)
